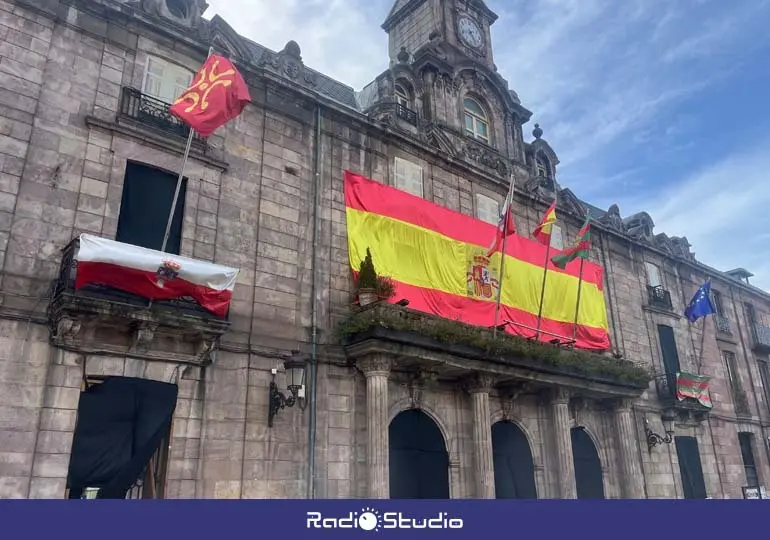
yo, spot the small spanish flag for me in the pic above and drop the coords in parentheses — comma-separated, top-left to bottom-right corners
(532, 200, 557, 246)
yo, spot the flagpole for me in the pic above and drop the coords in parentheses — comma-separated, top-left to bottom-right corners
(493, 174, 515, 339)
(160, 45, 215, 254)
(534, 195, 557, 341)
(571, 257, 585, 341)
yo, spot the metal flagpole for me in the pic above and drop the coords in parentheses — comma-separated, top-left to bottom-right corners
(534, 194, 557, 340)
(571, 258, 585, 340)
(493, 174, 515, 339)
(160, 46, 215, 254)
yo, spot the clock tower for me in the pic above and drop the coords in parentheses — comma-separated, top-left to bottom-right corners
(382, 0, 498, 69)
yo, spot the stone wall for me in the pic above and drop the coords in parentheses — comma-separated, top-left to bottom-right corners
(0, 0, 769, 500)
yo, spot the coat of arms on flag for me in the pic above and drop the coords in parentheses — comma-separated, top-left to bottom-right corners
(466, 252, 499, 300)
(156, 259, 182, 289)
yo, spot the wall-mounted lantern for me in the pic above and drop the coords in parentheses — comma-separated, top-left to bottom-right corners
(644, 410, 676, 452)
(268, 350, 309, 428)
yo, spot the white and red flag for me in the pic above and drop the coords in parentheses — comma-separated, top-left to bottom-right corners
(75, 234, 238, 318)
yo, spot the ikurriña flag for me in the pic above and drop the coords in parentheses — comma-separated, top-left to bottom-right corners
(344, 171, 612, 351)
(169, 54, 252, 138)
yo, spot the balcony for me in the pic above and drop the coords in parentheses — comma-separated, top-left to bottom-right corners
(395, 103, 418, 126)
(714, 314, 732, 336)
(47, 236, 233, 365)
(338, 303, 651, 399)
(750, 323, 770, 353)
(654, 373, 711, 421)
(647, 285, 673, 311)
(118, 87, 207, 149)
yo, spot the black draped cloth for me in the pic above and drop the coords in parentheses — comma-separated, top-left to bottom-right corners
(67, 377, 178, 499)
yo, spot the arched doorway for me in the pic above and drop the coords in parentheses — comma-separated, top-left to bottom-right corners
(492, 421, 537, 499)
(570, 427, 605, 499)
(389, 409, 450, 499)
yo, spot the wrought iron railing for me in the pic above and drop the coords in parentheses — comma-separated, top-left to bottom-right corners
(395, 103, 418, 126)
(750, 322, 770, 352)
(51, 237, 227, 321)
(714, 314, 732, 335)
(119, 87, 206, 146)
(654, 373, 712, 412)
(647, 285, 673, 310)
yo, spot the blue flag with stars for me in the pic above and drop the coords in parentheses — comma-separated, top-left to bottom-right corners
(684, 280, 716, 323)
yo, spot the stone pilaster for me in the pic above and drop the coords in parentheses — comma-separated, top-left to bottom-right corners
(614, 400, 645, 498)
(357, 356, 391, 499)
(551, 388, 577, 499)
(467, 374, 496, 499)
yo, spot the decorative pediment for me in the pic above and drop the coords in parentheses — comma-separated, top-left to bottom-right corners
(259, 40, 318, 88)
(598, 204, 626, 233)
(654, 233, 675, 255)
(207, 15, 252, 61)
(558, 188, 586, 218)
(139, 0, 208, 28)
(670, 236, 695, 261)
(424, 123, 458, 157)
(624, 212, 655, 243)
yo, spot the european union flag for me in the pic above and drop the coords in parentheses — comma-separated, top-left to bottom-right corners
(684, 280, 716, 323)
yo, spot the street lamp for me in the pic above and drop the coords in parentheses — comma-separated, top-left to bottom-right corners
(268, 350, 309, 428)
(644, 410, 676, 452)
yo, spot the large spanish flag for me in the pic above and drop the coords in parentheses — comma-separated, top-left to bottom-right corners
(344, 171, 611, 351)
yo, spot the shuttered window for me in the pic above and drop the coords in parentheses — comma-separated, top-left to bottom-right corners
(657, 324, 681, 375)
(739, 432, 759, 488)
(675, 436, 707, 499)
(394, 157, 423, 197)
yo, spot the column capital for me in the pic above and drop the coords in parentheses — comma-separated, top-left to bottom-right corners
(613, 398, 634, 412)
(552, 387, 571, 405)
(465, 373, 497, 394)
(357, 356, 391, 377)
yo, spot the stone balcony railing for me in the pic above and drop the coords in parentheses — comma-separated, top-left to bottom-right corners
(337, 303, 651, 399)
(47, 237, 231, 365)
(750, 322, 770, 353)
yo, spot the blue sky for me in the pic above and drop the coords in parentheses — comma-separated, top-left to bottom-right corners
(205, 0, 770, 291)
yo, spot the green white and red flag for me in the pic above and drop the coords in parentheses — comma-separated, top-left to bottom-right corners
(676, 371, 712, 408)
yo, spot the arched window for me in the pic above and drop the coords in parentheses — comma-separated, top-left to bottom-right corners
(536, 155, 550, 178)
(464, 97, 489, 143)
(395, 83, 410, 108)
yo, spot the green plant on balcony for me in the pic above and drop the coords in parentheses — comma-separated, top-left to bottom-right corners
(356, 248, 395, 306)
(336, 305, 652, 388)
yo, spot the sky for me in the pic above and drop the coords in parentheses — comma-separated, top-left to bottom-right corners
(203, 0, 770, 291)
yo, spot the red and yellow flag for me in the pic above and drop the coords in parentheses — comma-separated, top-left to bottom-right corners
(532, 201, 557, 246)
(169, 54, 251, 138)
(344, 171, 611, 350)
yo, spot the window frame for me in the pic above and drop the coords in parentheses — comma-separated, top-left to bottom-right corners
(711, 290, 725, 316)
(142, 55, 194, 105)
(463, 97, 490, 144)
(395, 83, 410, 108)
(393, 156, 424, 198)
(738, 432, 760, 488)
(550, 224, 564, 250)
(722, 350, 741, 391)
(476, 193, 500, 225)
(645, 261, 662, 288)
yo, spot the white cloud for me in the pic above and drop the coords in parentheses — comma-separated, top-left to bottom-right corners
(203, 0, 388, 89)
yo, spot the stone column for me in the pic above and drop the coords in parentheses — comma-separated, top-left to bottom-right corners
(468, 374, 496, 499)
(551, 389, 577, 499)
(358, 356, 391, 499)
(614, 399, 645, 499)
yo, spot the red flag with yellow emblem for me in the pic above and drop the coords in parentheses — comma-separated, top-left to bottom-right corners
(169, 54, 251, 138)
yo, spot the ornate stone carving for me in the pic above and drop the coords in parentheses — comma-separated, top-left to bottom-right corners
(433, 74, 460, 96)
(599, 203, 625, 232)
(140, 0, 207, 27)
(671, 236, 695, 261)
(463, 141, 509, 177)
(624, 212, 654, 243)
(131, 323, 157, 353)
(57, 317, 82, 341)
(357, 356, 391, 376)
(407, 370, 438, 409)
(465, 373, 497, 394)
(524, 174, 555, 199)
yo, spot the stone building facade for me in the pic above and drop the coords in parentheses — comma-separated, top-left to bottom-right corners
(1, 0, 770, 499)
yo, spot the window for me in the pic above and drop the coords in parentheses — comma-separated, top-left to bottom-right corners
(712, 290, 725, 316)
(722, 351, 740, 390)
(116, 162, 187, 255)
(657, 324, 681, 375)
(394, 157, 423, 197)
(166, 0, 190, 19)
(645, 262, 662, 288)
(143, 56, 193, 104)
(476, 194, 500, 225)
(758, 361, 770, 415)
(395, 84, 410, 108)
(675, 436, 707, 499)
(536, 156, 550, 178)
(550, 224, 564, 250)
(738, 433, 759, 488)
(745, 303, 758, 325)
(464, 97, 489, 143)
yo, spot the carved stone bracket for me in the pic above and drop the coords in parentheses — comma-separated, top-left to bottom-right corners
(56, 317, 82, 342)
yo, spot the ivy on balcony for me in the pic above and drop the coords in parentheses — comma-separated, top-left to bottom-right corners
(336, 304, 652, 388)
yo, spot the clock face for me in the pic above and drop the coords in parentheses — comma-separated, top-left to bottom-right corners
(458, 16, 483, 49)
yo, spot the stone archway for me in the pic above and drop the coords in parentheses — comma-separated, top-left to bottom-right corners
(389, 409, 450, 499)
(491, 420, 537, 499)
(571, 426, 605, 499)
